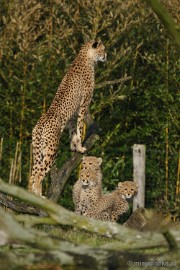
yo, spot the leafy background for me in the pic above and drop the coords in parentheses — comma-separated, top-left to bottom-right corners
(0, 0, 179, 215)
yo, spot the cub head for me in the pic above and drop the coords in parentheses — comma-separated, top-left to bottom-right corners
(117, 181, 138, 199)
(81, 156, 102, 170)
(79, 169, 98, 188)
(86, 39, 107, 62)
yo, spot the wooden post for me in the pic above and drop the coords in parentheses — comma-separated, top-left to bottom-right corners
(133, 144, 146, 211)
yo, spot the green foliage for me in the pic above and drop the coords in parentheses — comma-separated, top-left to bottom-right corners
(0, 0, 179, 213)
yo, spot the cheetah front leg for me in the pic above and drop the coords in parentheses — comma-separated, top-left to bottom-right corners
(72, 180, 82, 213)
(70, 103, 87, 153)
(68, 116, 78, 152)
(110, 201, 129, 222)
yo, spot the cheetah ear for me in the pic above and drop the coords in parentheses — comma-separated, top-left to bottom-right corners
(118, 182, 123, 188)
(92, 41, 99, 49)
(136, 183, 139, 188)
(97, 158, 102, 165)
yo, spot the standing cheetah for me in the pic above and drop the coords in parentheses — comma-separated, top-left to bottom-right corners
(86, 181, 138, 222)
(73, 156, 103, 213)
(28, 40, 107, 196)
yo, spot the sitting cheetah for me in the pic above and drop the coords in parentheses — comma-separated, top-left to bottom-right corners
(28, 40, 107, 196)
(81, 156, 103, 187)
(73, 156, 103, 212)
(86, 181, 138, 222)
(73, 168, 102, 215)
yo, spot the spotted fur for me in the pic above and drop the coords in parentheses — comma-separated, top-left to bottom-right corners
(73, 168, 102, 215)
(73, 156, 103, 214)
(86, 181, 138, 222)
(28, 41, 107, 196)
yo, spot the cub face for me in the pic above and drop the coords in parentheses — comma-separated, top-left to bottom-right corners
(81, 156, 102, 170)
(79, 169, 98, 188)
(117, 181, 138, 199)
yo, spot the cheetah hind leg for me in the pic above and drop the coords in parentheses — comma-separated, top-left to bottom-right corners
(32, 173, 43, 197)
(30, 151, 56, 196)
(31, 162, 52, 197)
(28, 165, 44, 197)
(28, 174, 35, 193)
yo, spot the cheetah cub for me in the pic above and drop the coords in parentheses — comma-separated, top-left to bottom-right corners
(81, 156, 102, 187)
(86, 181, 138, 222)
(73, 156, 103, 214)
(29, 40, 107, 196)
(73, 169, 102, 215)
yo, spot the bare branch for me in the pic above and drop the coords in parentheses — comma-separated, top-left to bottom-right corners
(95, 76, 132, 89)
(0, 193, 39, 215)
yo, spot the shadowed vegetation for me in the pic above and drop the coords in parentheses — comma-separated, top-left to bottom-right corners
(0, 0, 179, 220)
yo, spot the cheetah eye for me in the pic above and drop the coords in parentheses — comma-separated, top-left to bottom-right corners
(124, 188, 127, 191)
(92, 41, 99, 49)
(131, 189, 134, 191)
(89, 162, 92, 165)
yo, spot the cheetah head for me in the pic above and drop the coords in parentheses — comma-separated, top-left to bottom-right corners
(82, 156, 102, 170)
(117, 181, 138, 199)
(86, 40, 107, 62)
(79, 169, 98, 188)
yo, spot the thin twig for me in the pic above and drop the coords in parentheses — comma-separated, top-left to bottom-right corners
(95, 76, 132, 89)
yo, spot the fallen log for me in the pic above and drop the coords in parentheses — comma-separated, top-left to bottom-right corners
(0, 178, 179, 251)
(0, 207, 179, 270)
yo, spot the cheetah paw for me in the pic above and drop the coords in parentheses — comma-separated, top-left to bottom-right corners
(76, 146, 86, 153)
(70, 142, 86, 153)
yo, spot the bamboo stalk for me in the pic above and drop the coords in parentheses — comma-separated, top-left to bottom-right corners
(8, 142, 22, 185)
(165, 39, 169, 202)
(0, 138, 3, 163)
(17, 149, 22, 183)
(12, 142, 18, 184)
(29, 143, 33, 181)
(165, 127, 169, 201)
(9, 158, 14, 184)
(175, 151, 180, 212)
